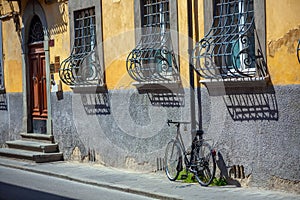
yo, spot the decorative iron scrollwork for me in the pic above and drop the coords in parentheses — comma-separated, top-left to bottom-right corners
(127, 0, 179, 83)
(59, 7, 104, 87)
(59, 46, 104, 86)
(193, 0, 268, 80)
(126, 35, 179, 82)
(28, 15, 44, 43)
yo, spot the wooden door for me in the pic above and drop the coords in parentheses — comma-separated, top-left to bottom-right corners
(29, 43, 47, 120)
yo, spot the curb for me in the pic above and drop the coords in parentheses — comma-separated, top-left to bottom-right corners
(0, 161, 182, 200)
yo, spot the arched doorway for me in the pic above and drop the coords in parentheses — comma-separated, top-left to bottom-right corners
(27, 15, 47, 133)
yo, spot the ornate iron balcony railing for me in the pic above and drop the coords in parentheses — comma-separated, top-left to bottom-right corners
(193, 0, 267, 80)
(59, 45, 104, 86)
(59, 7, 104, 86)
(126, 32, 179, 83)
(126, 0, 180, 83)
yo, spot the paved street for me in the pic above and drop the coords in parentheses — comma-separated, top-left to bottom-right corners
(0, 157, 299, 200)
(0, 166, 153, 200)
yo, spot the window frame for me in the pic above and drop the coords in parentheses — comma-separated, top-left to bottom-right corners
(134, 0, 178, 50)
(127, 0, 179, 84)
(73, 7, 97, 81)
(59, 1, 105, 91)
(200, 0, 267, 80)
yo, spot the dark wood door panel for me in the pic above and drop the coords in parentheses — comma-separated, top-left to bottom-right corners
(40, 55, 48, 117)
(29, 44, 47, 120)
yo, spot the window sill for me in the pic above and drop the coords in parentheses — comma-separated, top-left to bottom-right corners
(132, 80, 182, 93)
(200, 76, 270, 95)
(70, 84, 107, 93)
(200, 76, 269, 88)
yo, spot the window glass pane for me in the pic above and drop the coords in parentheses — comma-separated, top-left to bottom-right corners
(213, 0, 255, 71)
(141, 0, 172, 74)
(73, 7, 97, 80)
(74, 7, 96, 56)
(28, 15, 44, 44)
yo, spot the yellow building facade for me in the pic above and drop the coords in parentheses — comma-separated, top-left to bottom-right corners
(0, 0, 299, 192)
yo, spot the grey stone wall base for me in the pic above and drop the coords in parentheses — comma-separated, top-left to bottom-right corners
(0, 93, 23, 145)
(2, 85, 298, 191)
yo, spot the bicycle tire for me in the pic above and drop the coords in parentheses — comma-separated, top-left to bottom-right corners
(165, 140, 182, 181)
(193, 141, 216, 186)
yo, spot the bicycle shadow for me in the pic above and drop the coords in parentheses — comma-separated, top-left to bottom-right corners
(216, 152, 241, 187)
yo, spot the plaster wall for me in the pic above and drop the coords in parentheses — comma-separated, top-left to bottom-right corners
(49, 84, 299, 193)
(265, 0, 300, 85)
(0, 0, 299, 193)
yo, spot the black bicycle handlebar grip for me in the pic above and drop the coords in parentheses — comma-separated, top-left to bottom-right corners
(167, 119, 172, 126)
(196, 130, 204, 136)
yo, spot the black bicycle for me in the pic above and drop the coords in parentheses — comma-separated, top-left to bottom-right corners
(164, 120, 216, 186)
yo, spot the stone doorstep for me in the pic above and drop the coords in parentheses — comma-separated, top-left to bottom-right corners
(6, 140, 59, 153)
(0, 148, 63, 163)
(20, 133, 54, 144)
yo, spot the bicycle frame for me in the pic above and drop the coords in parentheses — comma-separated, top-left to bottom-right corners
(167, 120, 192, 168)
(166, 119, 217, 186)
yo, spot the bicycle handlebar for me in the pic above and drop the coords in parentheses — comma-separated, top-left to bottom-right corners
(167, 119, 191, 126)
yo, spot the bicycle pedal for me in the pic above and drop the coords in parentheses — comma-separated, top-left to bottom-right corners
(180, 174, 188, 180)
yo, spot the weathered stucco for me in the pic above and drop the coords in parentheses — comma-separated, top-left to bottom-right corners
(267, 26, 300, 85)
(266, 0, 300, 85)
(2, 20, 22, 93)
(0, 0, 299, 193)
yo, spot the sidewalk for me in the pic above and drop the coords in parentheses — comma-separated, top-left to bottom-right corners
(0, 157, 298, 200)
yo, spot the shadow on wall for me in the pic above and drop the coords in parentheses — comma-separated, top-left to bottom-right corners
(46, 1, 68, 37)
(136, 84, 185, 108)
(81, 92, 111, 115)
(0, 93, 8, 111)
(223, 86, 278, 121)
(216, 152, 244, 187)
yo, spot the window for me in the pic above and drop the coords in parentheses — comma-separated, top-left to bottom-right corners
(193, 0, 267, 80)
(73, 8, 97, 81)
(127, 0, 179, 83)
(28, 15, 44, 44)
(60, 7, 104, 87)
(0, 21, 4, 90)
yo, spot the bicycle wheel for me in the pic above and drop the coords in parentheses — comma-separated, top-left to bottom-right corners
(193, 141, 216, 186)
(165, 140, 182, 181)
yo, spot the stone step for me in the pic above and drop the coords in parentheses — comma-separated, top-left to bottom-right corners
(20, 133, 54, 144)
(6, 140, 59, 153)
(0, 148, 63, 163)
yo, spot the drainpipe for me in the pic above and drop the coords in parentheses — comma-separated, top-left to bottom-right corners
(187, 0, 196, 138)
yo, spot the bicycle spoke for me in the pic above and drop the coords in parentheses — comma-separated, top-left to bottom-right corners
(194, 143, 216, 186)
(165, 140, 181, 181)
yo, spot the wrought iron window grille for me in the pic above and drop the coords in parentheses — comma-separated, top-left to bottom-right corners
(193, 0, 268, 82)
(59, 8, 104, 87)
(28, 15, 44, 44)
(127, 0, 180, 84)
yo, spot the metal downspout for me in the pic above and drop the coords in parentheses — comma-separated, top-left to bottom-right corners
(187, 0, 197, 138)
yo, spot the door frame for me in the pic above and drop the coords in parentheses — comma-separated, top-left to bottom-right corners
(21, 1, 52, 135)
